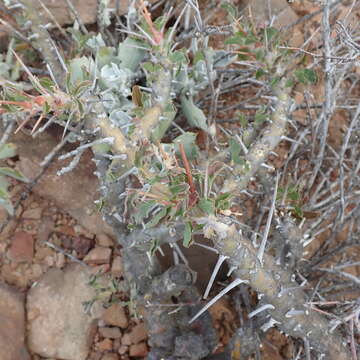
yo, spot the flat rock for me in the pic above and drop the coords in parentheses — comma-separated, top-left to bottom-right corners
(111, 256, 123, 277)
(129, 342, 148, 358)
(97, 338, 113, 352)
(8, 231, 34, 263)
(29, 0, 157, 27)
(84, 246, 112, 264)
(15, 128, 114, 238)
(126, 323, 148, 344)
(101, 354, 119, 360)
(102, 303, 128, 329)
(99, 326, 122, 339)
(0, 283, 30, 360)
(22, 207, 43, 219)
(27, 263, 105, 360)
(96, 233, 114, 247)
(242, 0, 298, 27)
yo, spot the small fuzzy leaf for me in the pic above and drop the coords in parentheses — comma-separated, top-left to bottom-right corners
(198, 198, 215, 215)
(183, 222, 192, 248)
(224, 33, 245, 45)
(0, 196, 14, 215)
(193, 51, 205, 64)
(180, 94, 208, 132)
(0, 167, 29, 182)
(254, 108, 267, 126)
(174, 132, 199, 160)
(220, 2, 238, 18)
(146, 207, 168, 228)
(229, 138, 241, 164)
(39, 77, 55, 91)
(0, 143, 17, 160)
(263, 27, 279, 41)
(215, 193, 232, 210)
(256, 68, 266, 79)
(170, 183, 188, 195)
(169, 50, 188, 65)
(117, 38, 147, 72)
(294, 68, 317, 85)
(91, 142, 112, 155)
(134, 200, 156, 223)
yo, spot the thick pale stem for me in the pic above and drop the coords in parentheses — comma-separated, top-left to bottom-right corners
(203, 217, 351, 360)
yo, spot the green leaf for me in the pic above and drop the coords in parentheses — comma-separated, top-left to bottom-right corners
(0, 196, 14, 215)
(183, 222, 192, 247)
(68, 57, 93, 86)
(224, 33, 245, 45)
(229, 137, 241, 164)
(285, 78, 294, 88)
(91, 142, 112, 155)
(255, 49, 265, 61)
(198, 198, 215, 215)
(174, 132, 199, 160)
(39, 77, 55, 91)
(146, 207, 168, 228)
(236, 112, 248, 127)
(169, 50, 188, 65)
(0, 167, 29, 182)
(220, 2, 238, 18)
(255, 69, 266, 79)
(270, 77, 280, 87)
(180, 94, 208, 132)
(149, 238, 160, 256)
(263, 27, 279, 41)
(193, 51, 205, 64)
(254, 108, 267, 126)
(244, 34, 258, 45)
(142, 62, 155, 73)
(293, 205, 303, 218)
(170, 183, 188, 195)
(294, 68, 317, 85)
(215, 193, 232, 211)
(151, 104, 176, 142)
(288, 185, 300, 201)
(0, 143, 17, 160)
(117, 38, 147, 72)
(0, 176, 10, 198)
(134, 200, 156, 223)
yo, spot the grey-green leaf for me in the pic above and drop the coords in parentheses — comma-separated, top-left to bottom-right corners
(173, 132, 199, 160)
(183, 222, 192, 247)
(180, 94, 208, 132)
(146, 207, 168, 228)
(198, 198, 215, 215)
(0, 197, 14, 215)
(0, 167, 29, 182)
(0, 143, 17, 160)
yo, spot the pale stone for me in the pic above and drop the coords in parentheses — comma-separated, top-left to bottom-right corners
(0, 283, 30, 360)
(22, 207, 43, 219)
(111, 256, 123, 277)
(101, 353, 119, 360)
(84, 247, 112, 264)
(99, 326, 122, 339)
(27, 263, 105, 360)
(96, 233, 114, 247)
